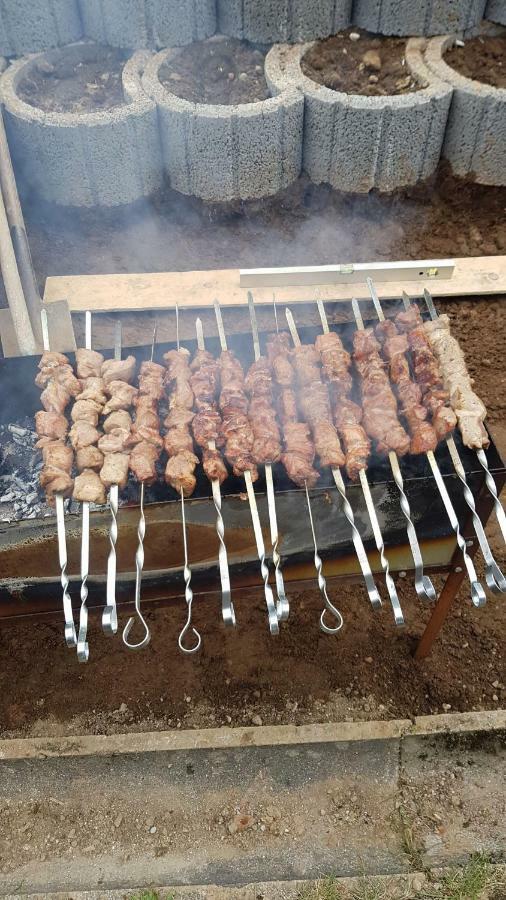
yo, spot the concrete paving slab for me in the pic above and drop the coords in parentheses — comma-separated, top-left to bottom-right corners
(80, 0, 216, 49)
(352, 0, 487, 36)
(217, 0, 352, 43)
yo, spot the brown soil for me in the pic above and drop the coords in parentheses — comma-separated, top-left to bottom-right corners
(18, 45, 128, 114)
(0, 297, 504, 739)
(445, 34, 506, 89)
(159, 37, 269, 105)
(302, 29, 422, 96)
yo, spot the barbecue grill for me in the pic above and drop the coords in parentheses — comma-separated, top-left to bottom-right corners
(0, 292, 504, 662)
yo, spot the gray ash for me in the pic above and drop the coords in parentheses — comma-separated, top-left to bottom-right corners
(0, 418, 49, 522)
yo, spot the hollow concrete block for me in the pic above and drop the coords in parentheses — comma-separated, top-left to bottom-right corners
(266, 39, 453, 194)
(143, 46, 304, 202)
(217, 0, 352, 43)
(80, 0, 216, 49)
(424, 34, 506, 185)
(0, 0, 82, 56)
(0, 46, 164, 207)
(352, 0, 487, 36)
(485, 0, 506, 24)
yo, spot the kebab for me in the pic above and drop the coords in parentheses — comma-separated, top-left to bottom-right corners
(285, 308, 388, 618)
(423, 289, 506, 548)
(214, 299, 279, 636)
(358, 286, 486, 609)
(162, 306, 201, 655)
(36, 310, 79, 648)
(398, 293, 505, 594)
(193, 318, 233, 627)
(246, 293, 289, 623)
(122, 330, 158, 652)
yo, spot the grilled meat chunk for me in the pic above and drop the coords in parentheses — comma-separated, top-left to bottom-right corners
(76, 348, 104, 380)
(70, 421, 101, 451)
(102, 355, 136, 386)
(165, 450, 198, 497)
(100, 452, 130, 490)
(76, 445, 104, 472)
(73, 469, 107, 504)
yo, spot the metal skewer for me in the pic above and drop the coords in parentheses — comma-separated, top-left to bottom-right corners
(424, 288, 506, 548)
(174, 305, 201, 654)
(40, 308, 77, 649)
(348, 299, 405, 625)
(365, 279, 436, 603)
(404, 291, 504, 594)
(247, 291, 289, 622)
(286, 305, 381, 613)
(76, 310, 92, 663)
(102, 319, 122, 635)
(122, 327, 157, 651)
(195, 317, 234, 627)
(214, 299, 279, 635)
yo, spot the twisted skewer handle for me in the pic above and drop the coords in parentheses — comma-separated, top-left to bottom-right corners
(211, 477, 235, 627)
(388, 453, 436, 602)
(426, 451, 486, 608)
(123, 484, 151, 650)
(446, 440, 506, 595)
(359, 469, 405, 626)
(332, 468, 381, 610)
(305, 484, 344, 635)
(178, 490, 201, 654)
(103, 483, 119, 634)
(245, 470, 279, 636)
(476, 449, 506, 547)
(265, 464, 289, 622)
(56, 495, 77, 648)
(76, 502, 90, 662)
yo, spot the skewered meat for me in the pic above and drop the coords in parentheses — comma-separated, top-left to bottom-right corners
(73, 469, 107, 504)
(102, 381, 138, 413)
(41, 380, 74, 415)
(315, 332, 353, 397)
(192, 409, 223, 447)
(292, 346, 345, 469)
(40, 464, 73, 503)
(423, 315, 488, 449)
(190, 350, 220, 410)
(71, 398, 102, 426)
(42, 440, 73, 473)
(76, 445, 104, 472)
(394, 305, 457, 441)
(219, 350, 258, 480)
(375, 319, 437, 455)
(103, 409, 132, 433)
(76, 377, 107, 405)
(70, 421, 101, 451)
(98, 428, 131, 454)
(267, 333, 295, 387)
(100, 452, 130, 490)
(282, 422, 319, 488)
(203, 447, 228, 484)
(76, 348, 104, 380)
(164, 349, 195, 411)
(353, 328, 410, 457)
(165, 450, 199, 497)
(102, 355, 136, 385)
(139, 361, 165, 400)
(36, 355, 81, 397)
(164, 428, 194, 456)
(245, 358, 282, 465)
(35, 410, 68, 443)
(130, 440, 159, 484)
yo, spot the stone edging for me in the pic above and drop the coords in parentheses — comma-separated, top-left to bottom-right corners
(424, 32, 506, 185)
(142, 43, 304, 201)
(0, 44, 164, 207)
(217, 0, 352, 44)
(266, 37, 453, 193)
(352, 0, 487, 36)
(80, 0, 216, 49)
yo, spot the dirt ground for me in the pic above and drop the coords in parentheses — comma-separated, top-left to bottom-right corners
(302, 30, 421, 96)
(160, 37, 269, 105)
(446, 33, 506, 89)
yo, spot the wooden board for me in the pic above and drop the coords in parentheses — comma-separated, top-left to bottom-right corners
(43, 256, 506, 314)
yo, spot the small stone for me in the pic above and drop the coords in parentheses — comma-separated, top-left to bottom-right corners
(114, 814, 123, 828)
(228, 814, 255, 834)
(251, 714, 263, 726)
(365, 656, 373, 664)
(149, 825, 157, 834)
(368, 74, 379, 84)
(320, 808, 326, 816)
(442, 703, 452, 711)
(362, 50, 381, 72)
(238, 72, 248, 81)
(227, 72, 235, 81)
(119, 702, 128, 714)
(255, 65, 262, 73)
(185, 695, 191, 703)
(492, 680, 500, 688)
(424, 832, 443, 852)
(349, 32, 360, 41)
(225, 715, 232, 723)
(455, 39, 465, 47)
(493, 694, 499, 702)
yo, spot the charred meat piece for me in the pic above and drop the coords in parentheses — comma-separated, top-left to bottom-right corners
(245, 358, 282, 465)
(102, 355, 136, 386)
(219, 350, 257, 478)
(76, 445, 104, 472)
(203, 447, 228, 485)
(296, 375, 345, 469)
(76, 348, 104, 380)
(100, 452, 130, 490)
(282, 422, 319, 488)
(266, 333, 295, 387)
(165, 450, 198, 497)
(315, 332, 353, 397)
(73, 469, 107, 504)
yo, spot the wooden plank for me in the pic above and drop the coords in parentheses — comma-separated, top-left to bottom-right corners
(43, 256, 506, 314)
(44, 299, 77, 353)
(0, 308, 20, 357)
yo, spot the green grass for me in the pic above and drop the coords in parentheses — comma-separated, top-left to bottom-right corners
(128, 892, 174, 900)
(423, 853, 503, 899)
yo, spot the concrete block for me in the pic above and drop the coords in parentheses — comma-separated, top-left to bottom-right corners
(424, 33, 506, 184)
(352, 0, 487, 36)
(143, 45, 304, 202)
(0, 45, 164, 207)
(0, 0, 82, 57)
(217, 0, 352, 43)
(80, 0, 216, 49)
(266, 39, 453, 193)
(486, 0, 506, 24)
